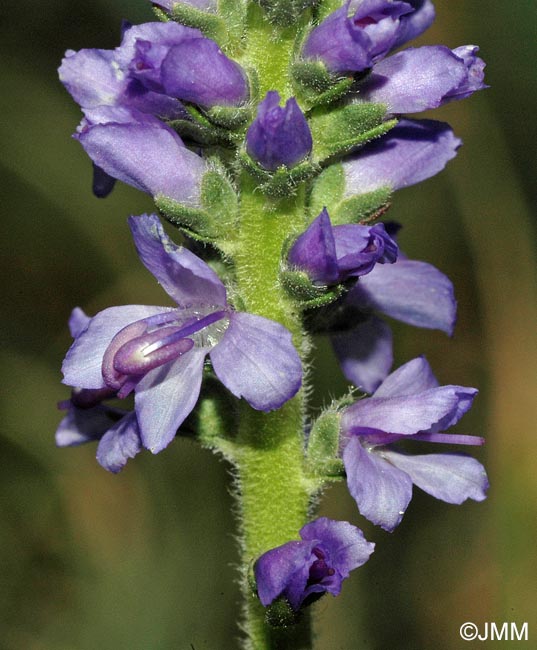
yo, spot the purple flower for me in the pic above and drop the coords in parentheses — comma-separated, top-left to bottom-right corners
(59, 21, 248, 113)
(62, 214, 302, 454)
(330, 246, 456, 393)
(287, 208, 397, 285)
(75, 106, 207, 207)
(245, 92, 313, 171)
(356, 45, 487, 112)
(341, 119, 461, 196)
(340, 357, 489, 531)
(56, 308, 142, 473)
(302, 0, 414, 74)
(254, 517, 374, 610)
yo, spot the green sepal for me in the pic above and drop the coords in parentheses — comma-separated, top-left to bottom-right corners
(168, 118, 237, 147)
(152, 6, 170, 22)
(170, 3, 228, 44)
(310, 104, 395, 164)
(217, 0, 248, 51)
(314, 0, 343, 21)
(291, 60, 354, 108)
(195, 385, 238, 462)
(309, 166, 392, 225)
(308, 163, 345, 217)
(156, 165, 238, 241)
(256, 0, 318, 25)
(264, 597, 299, 628)
(205, 104, 252, 130)
(331, 187, 392, 225)
(239, 151, 320, 197)
(306, 410, 342, 477)
(280, 269, 345, 309)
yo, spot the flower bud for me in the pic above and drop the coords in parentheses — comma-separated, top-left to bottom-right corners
(246, 91, 312, 171)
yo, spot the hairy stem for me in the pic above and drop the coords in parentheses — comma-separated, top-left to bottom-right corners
(233, 174, 314, 649)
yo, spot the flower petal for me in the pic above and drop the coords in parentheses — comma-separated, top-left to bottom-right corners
(391, 0, 435, 50)
(373, 356, 438, 398)
(59, 48, 125, 108)
(254, 540, 314, 608)
(62, 305, 166, 389)
(300, 517, 374, 578)
(135, 347, 207, 453)
(384, 450, 489, 504)
(342, 386, 465, 435)
(343, 437, 413, 531)
(128, 214, 227, 307)
(96, 412, 142, 473)
(348, 258, 456, 334)
(210, 312, 302, 411)
(331, 316, 393, 393)
(55, 406, 113, 447)
(77, 110, 206, 206)
(288, 209, 339, 285)
(342, 119, 461, 195)
(359, 46, 467, 113)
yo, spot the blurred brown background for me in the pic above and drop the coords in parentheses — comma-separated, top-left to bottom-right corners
(1, 1, 536, 648)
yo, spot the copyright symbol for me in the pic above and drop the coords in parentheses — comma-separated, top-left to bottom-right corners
(460, 622, 479, 641)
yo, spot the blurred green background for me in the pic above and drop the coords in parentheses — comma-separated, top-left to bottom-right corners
(1, 1, 536, 648)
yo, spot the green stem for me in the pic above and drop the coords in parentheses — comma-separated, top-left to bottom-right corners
(233, 174, 315, 649)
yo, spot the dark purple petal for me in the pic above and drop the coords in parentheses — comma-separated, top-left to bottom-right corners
(446, 45, 488, 102)
(331, 316, 393, 393)
(128, 214, 227, 308)
(358, 46, 467, 113)
(255, 541, 315, 608)
(76, 110, 206, 206)
(210, 312, 302, 411)
(384, 450, 489, 503)
(343, 436, 413, 530)
(246, 92, 312, 171)
(161, 39, 249, 107)
(135, 347, 207, 453)
(92, 163, 116, 198)
(302, 5, 372, 73)
(303, 0, 413, 73)
(288, 209, 339, 285)
(300, 518, 374, 578)
(342, 119, 461, 194)
(341, 386, 465, 435)
(96, 412, 142, 473)
(62, 305, 166, 389)
(332, 222, 398, 277)
(373, 355, 438, 398)
(347, 258, 457, 334)
(390, 0, 435, 50)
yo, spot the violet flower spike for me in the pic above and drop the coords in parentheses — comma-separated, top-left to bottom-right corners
(246, 91, 312, 171)
(340, 357, 489, 531)
(287, 208, 397, 285)
(254, 517, 374, 611)
(62, 214, 302, 454)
